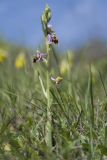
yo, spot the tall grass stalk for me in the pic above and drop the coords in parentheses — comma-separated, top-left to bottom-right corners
(88, 65, 95, 159)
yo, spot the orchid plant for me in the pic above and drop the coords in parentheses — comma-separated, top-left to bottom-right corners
(33, 4, 63, 149)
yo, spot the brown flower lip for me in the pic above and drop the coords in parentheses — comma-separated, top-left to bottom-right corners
(52, 36, 58, 44)
(33, 57, 38, 63)
(47, 34, 58, 44)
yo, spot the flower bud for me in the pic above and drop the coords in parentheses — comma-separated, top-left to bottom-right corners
(45, 5, 52, 23)
(42, 5, 52, 26)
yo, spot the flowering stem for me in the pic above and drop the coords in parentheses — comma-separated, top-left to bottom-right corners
(45, 40, 52, 148)
(41, 5, 53, 148)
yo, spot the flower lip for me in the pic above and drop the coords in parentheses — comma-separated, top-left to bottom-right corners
(47, 34, 58, 44)
(52, 35, 58, 44)
(33, 57, 38, 63)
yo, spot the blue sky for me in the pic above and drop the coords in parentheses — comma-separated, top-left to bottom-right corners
(0, 0, 107, 50)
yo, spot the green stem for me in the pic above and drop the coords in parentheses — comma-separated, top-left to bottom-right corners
(45, 40, 52, 148)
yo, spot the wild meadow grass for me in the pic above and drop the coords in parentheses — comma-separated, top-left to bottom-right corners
(0, 5, 107, 160)
(0, 42, 107, 160)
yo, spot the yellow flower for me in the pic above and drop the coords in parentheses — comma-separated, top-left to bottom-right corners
(60, 51, 74, 75)
(3, 143, 11, 151)
(15, 52, 26, 69)
(60, 60, 69, 75)
(0, 49, 8, 63)
(67, 50, 74, 62)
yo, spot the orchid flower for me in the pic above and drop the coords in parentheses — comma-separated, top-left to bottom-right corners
(33, 51, 47, 63)
(51, 76, 63, 84)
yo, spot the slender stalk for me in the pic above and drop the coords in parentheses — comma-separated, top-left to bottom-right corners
(89, 65, 95, 159)
(45, 39, 52, 148)
(41, 5, 53, 148)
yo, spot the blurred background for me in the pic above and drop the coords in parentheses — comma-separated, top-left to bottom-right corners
(0, 0, 107, 51)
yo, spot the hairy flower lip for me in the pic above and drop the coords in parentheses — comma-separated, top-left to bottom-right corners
(52, 36, 58, 44)
(47, 34, 58, 44)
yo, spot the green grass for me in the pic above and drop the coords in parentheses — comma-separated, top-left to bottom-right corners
(0, 42, 107, 160)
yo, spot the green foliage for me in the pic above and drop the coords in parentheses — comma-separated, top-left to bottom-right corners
(0, 40, 107, 160)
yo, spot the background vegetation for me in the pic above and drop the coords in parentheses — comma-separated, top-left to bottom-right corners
(0, 39, 107, 160)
